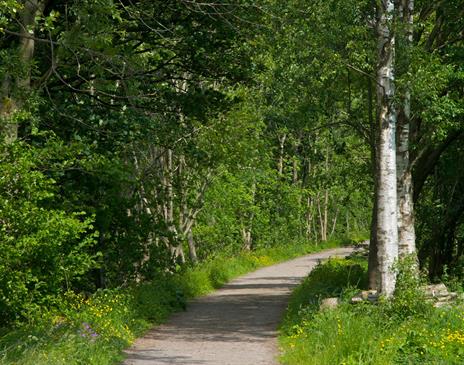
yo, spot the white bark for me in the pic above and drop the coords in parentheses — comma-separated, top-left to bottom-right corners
(162, 149, 184, 263)
(241, 228, 252, 250)
(397, 0, 416, 257)
(242, 180, 256, 250)
(330, 207, 339, 237)
(277, 133, 287, 175)
(323, 147, 330, 240)
(187, 229, 198, 264)
(376, 0, 398, 297)
(306, 196, 313, 240)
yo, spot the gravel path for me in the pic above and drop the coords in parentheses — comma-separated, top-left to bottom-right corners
(123, 246, 354, 365)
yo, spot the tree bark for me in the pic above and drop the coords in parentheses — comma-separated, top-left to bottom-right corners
(1, 0, 43, 143)
(367, 75, 380, 290)
(368, 191, 379, 289)
(375, 0, 398, 297)
(164, 149, 184, 263)
(187, 229, 198, 264)
(306, 196, 313, 240)
(330, 206, 339, 237)
(277, 133, 287, 175)
(413, 130, 463, 203)
(396, 0, 416, 257)
(242, 180, 256, 250)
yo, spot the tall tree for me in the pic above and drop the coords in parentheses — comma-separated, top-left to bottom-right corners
(396, 0, 416, 257)
(375, 0, 398, 296)
(1, 0, 44, 143)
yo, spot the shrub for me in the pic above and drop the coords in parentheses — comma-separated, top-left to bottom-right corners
(389, 255, 432, 319)
(0, 143, 97, 326)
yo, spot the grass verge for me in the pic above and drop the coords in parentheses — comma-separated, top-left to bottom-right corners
(279, 257, 464, 365)
(0, 239, 345, 365)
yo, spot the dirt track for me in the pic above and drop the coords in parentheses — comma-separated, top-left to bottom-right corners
(123, 246, 354, 365)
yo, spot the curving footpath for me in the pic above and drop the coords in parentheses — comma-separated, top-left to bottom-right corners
(123, 246, 354, 365)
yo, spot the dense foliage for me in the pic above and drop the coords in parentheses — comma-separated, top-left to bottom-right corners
(0, 0, 463, 361)
(0, 0, 372, 328)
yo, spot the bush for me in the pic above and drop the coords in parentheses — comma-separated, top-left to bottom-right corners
(388, 255, 432, 320)
(0, 143, 97, 326)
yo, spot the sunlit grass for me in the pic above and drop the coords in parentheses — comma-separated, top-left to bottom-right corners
(279, 258, 464, 365)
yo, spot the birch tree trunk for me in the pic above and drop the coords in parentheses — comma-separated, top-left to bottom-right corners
(305, 196, 313, 240)
(397, 0, 416, 257)
(330, 207, 339, 237)
(165, 149, 185, 263)
(375, 0, 398, 297)
(322, 147, 330, 241)
(187, 229, 198, 264)
(323, 189, 329, 241)
(369, 191, 380, 288)
(316, 193, 327, 242)
(277, 133, 287, 175)
(242, 180, 256, 250)
(368, 76, 380, 289)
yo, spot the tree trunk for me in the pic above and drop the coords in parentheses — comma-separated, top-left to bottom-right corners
(367, 68, 379, 290)
(323, 188, 329, 241)
(187, 229, 198, 264)
(345, 210, 350, 236)
(330, 207, 339, 237)
(278, 133, 287, 175)
(1, 0, 43, 143)
(306, 196, 313, 240)
(241, 228, 252, 251)
(165, 149, 184, 263)
(368, 193, 379, 289)
(397, 0, 416, 257)
(375, 0, 398, 297)
(316, 193, 327, 242)
(323, 147, 330, 241)
(242, 180, 256, 250)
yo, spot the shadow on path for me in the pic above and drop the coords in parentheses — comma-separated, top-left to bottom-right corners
(123, 247, 353, 365)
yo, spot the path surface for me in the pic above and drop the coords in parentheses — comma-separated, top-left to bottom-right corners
(123, 247, 354, 365)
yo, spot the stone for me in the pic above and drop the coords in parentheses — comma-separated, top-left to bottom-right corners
(434, 301, 452, 308)
(358, 239, 370, 247)
(421, 283, 460, 307)
(320, 297, 340, 310)
(350, 296, 364, 304)
(367, 290, 379, 303)
(350, 290, 378, 304)
(424, 283, 449, 298)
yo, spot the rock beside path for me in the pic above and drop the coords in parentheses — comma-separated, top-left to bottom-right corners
(349, 283, 461, 308)
(423, 283, 459, 308)
(320, 297, 340, 310)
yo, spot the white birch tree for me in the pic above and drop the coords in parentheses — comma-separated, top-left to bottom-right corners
(396, 0, 416, 257)
(375, 0, 398, 296)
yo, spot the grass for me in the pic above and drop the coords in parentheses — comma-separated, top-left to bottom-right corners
(0, 238, 347, 365)
(279, 257, 464, 365)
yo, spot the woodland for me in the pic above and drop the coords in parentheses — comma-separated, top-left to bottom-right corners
(0, 0, 463, 363)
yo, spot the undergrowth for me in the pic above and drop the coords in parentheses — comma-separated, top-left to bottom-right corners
(279, 258, 464, 365)
(0, 239, 345, 365)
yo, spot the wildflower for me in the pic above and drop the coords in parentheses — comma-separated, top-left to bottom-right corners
(79, 322, 99, 340)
